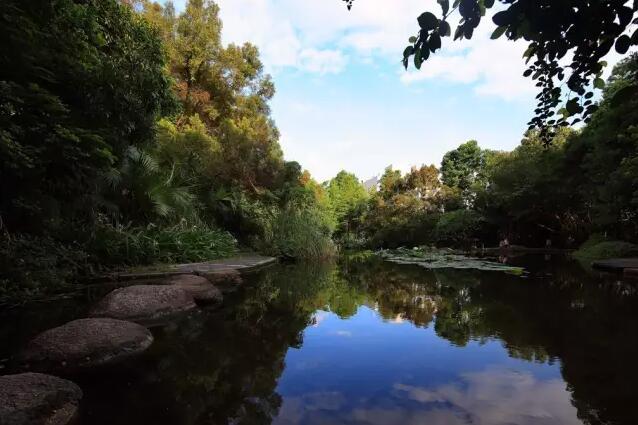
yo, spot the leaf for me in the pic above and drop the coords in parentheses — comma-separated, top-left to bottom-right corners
(491, 26, 507, 39)
(464, 25, 474, 39)
(437, 0, 449, 15)
(414, 48, 423, 69)
(566, 98, 581, 115)
(439, 20, 451, 37)
(615, 35, 631, 54)
(454, 25, 464, 40)
(618, 6, 633, 27)
(403, 45, 415, 58)
(429, 33, 442, 52)
(611, 84, 638, 107)
(484, 0, 495, 7)
(522, 45, 535, 59)
(414, 47, 429, 69)
(417, 12, 439, 30)
(593, 77, 605, 90)
(492, 10, 511, 26)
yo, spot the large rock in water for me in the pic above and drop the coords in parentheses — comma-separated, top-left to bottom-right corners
(0, 373, 82, 425)
(200, 269, 243, 292)
(90, 285, 196, 323)
(165, 274, 223, 304)
(19, 318, 153, 372)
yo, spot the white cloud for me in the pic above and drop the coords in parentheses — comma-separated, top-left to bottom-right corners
(216, 0, 437, 74)
(400, 24, 537, 101)
(298, 48, 348, 75)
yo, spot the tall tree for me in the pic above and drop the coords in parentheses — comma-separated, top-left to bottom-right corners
(440, 140, 488, 206)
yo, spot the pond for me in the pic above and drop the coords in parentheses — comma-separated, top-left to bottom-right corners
(1, 254, 638, 425)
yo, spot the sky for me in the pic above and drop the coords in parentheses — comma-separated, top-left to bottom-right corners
(165, 0, 626, 182)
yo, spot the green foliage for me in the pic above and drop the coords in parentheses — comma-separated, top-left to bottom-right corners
(325, 171, 368, 242)
(0, 0, 175, 232)
(573, 240, 638, 261)
(257, 205, 337, 260)
(440, 140, 491, 206)
(435, 210, 485, 246)
(0, 234, 91, 302)
(89, 222, 237, 266)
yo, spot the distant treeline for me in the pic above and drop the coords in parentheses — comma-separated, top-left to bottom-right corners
(325, 54, 638, 251)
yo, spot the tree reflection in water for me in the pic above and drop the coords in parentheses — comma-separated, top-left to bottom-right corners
(25, 255, 638, 425)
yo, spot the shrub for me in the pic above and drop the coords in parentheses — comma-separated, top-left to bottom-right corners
(0, 234, 91, 302)
(573, 239, 638, 261)
(435, 210, 485, 247)
(89, 222, 238, 266)
(257, 206, 337, 260)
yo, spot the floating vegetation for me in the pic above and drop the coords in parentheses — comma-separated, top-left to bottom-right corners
(378, 247, 525, 275)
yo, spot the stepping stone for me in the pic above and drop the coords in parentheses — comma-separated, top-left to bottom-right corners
(19, 318, 153, 372)
(90, 285, 196, 323)
(164, 274, 223, 304)
(200, 269, 243, 288)
(0, 373, 82, 425)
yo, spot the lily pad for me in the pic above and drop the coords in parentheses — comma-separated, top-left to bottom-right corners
(378, 247, 524, 275)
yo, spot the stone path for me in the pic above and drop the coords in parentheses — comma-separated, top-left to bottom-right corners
(6, 255, 277, 422)
(108, 255, 277, 281)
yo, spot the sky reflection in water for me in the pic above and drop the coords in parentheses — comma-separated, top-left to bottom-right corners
(275, 306, 579, 425)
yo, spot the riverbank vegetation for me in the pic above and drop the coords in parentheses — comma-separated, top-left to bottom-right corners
(1, 0, 637, 301)
(1, 0, 335, 300)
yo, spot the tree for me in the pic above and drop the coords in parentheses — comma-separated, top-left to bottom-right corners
(325, 171, 368, 241)
(440, 140, 488, 207)
(564, 53, 638, 240)
(0, 0, 175, 232)
(344, 0, 638, 136)
(325, 171, 368, 223)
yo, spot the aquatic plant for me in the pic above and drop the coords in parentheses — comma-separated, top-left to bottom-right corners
(378, 247, 525, 275)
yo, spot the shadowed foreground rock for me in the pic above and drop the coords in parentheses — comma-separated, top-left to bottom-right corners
(200, 269, 243, 291)
(165, 274, 223, 304)
(0, 373, 82, 425)
(20, 318, 153, 372)
(90, 285, 196, 322)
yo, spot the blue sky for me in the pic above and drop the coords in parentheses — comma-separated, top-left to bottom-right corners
(165, 0, 624, 182)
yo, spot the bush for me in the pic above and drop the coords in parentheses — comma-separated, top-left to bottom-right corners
(257, 206, 337, 260)
(435, 210, 485, 247)
(89, 222, 238, 266)
(573, 239, 638, 261)
(0, 234, 91, 302)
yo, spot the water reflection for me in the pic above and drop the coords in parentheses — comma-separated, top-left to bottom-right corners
(1, 255, 637, 424)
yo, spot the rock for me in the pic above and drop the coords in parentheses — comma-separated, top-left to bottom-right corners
(90, 285, 196, 322)
(165, 274, 223, 304)
(19, 318, 153, 372)
(0, 373, 82, 425)
(201, 269, 243, 289)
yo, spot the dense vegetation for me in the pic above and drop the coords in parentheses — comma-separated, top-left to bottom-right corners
(0, 0, 335, 301)
(1, 0, 636, 301)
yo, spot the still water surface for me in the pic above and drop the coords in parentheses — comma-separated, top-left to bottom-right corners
(1, 254, 637, 425)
